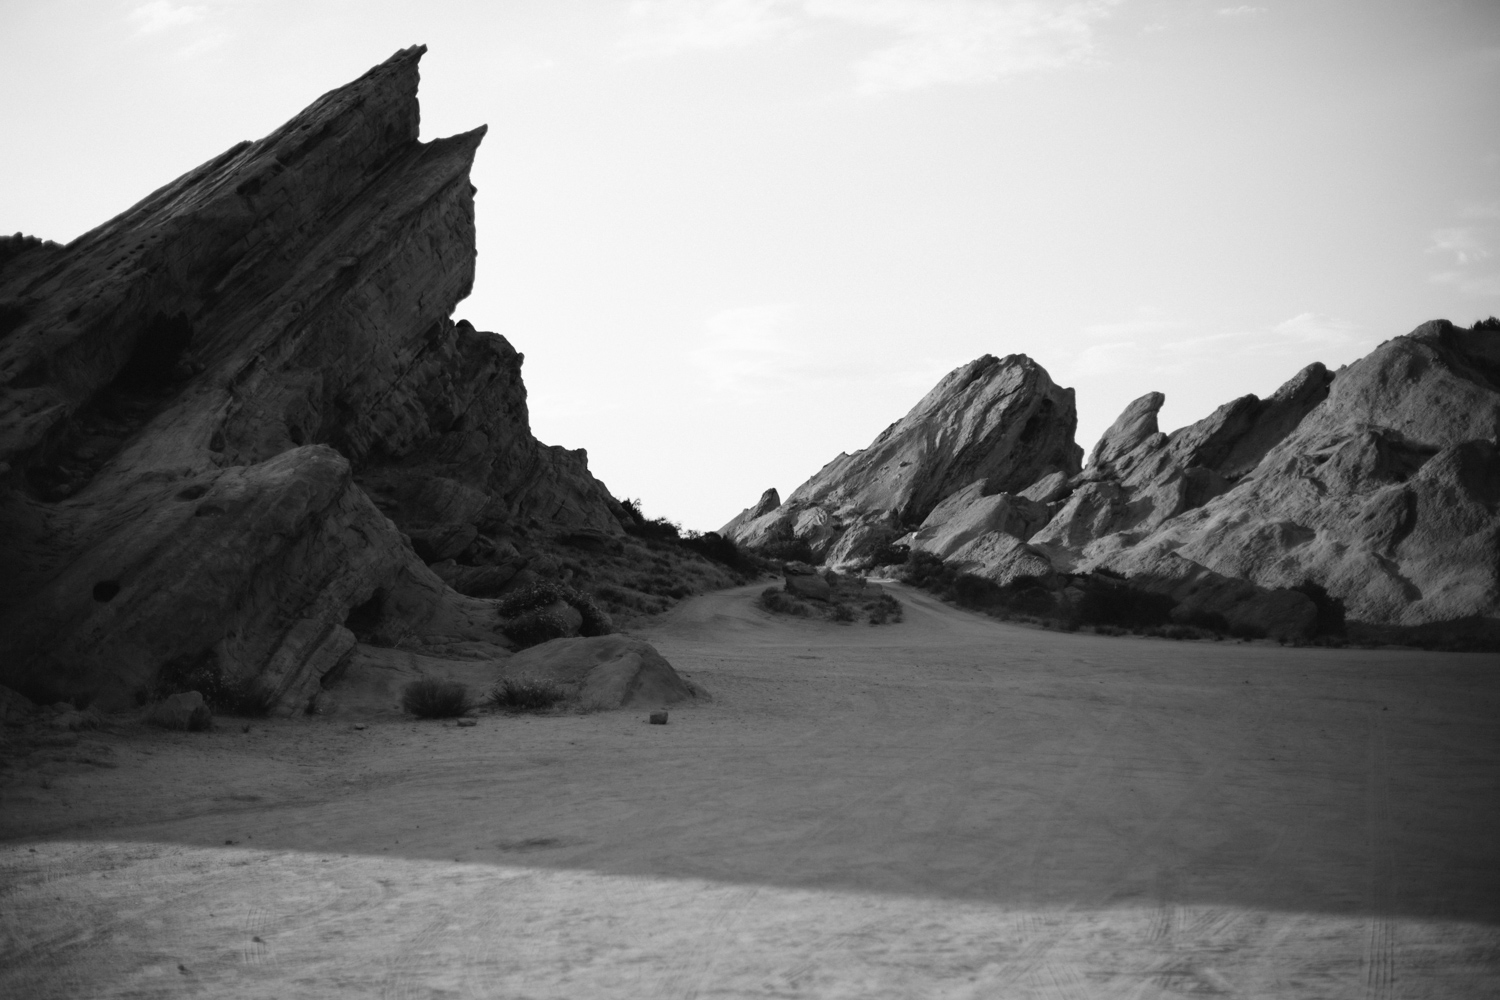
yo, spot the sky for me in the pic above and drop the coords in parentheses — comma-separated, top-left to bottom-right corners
(2, 1, 1498, 531)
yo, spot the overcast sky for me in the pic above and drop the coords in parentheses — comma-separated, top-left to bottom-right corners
(3, 1, 1498, 530)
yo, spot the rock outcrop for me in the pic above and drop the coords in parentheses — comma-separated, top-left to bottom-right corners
(1089, 321, 1499, 628)
(724, 320, 1500, 637)
(497, 635, 706, 711)
(0, 48, 639, 711)
(723, 354, 1081, 565)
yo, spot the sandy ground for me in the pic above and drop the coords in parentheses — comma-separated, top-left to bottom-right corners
(2, 583, 1498, 998)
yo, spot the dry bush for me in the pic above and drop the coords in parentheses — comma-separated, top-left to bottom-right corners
(490, 676, 568, 712)
(401, 678, 470, 718)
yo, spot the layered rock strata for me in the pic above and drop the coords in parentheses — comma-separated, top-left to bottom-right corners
(722, 353, 1082, 566)
(0, 48, 632, 711)
(724, 321, 1500, 637)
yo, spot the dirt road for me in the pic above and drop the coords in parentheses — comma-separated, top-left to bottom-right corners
(3, 583, 1498, 997)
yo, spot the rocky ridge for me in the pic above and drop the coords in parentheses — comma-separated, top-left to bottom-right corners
(0, 48, 711, 713)
(724, 320, 1500, 639)
(723, 353, 1081, 570)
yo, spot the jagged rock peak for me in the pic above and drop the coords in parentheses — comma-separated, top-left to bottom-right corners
(787, 352, 1082, 525)
(718, 487, 781, 537)
(722, 352, 1081, 569)
(0, 48, 633, 712)
(1089, 391, 1164, 472)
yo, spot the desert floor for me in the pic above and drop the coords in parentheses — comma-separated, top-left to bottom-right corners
(2, 583, 1498, 998)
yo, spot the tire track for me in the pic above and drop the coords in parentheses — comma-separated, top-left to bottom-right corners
(1364, 708, 1397, 1000)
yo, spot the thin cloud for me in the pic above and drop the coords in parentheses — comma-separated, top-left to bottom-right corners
(620, 0, 799, 57)
(1070, 312, 1367, 379)
(1431, 271, 1500, 298)
(814, 0, 1123, 94)
(621, 0, 1124, 93)
(1217, 6, 1268, 16)
(688, 303, 956, 398)
(128, 1, 205, 34)
(1427, 226, 1491, 265)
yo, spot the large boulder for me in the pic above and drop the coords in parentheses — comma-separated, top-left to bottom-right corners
(498, 635, 706, 711)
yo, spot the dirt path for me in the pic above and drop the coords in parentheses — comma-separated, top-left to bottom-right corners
(3, 583, 1498, 997)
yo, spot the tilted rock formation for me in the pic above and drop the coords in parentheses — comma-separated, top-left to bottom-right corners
(0, 48, 636, 711)
(725, 320, 1500, 637)
(723, 354, 1081, 564)
(1089, 321, 1499, 628)
(718, 487, 780, 539)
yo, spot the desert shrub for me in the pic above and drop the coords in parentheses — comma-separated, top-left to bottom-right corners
(498, 581, 612, 641)
(496, 581, 571, 618)
(153, 649, 277, 717)
(759, 586, 812, 617)
(621, 498, 683, 541)
(595, 584, 630, 603)
(681, 531, 750, 569)
(903, 553, 1056, 617)
(503, 608, 575, 648)
(866, 593, 903, 625)
(867, 542, 910, 569)
(1179, 608, 1229, 634)
(402, 678, 470, 718)
(1093, 624, 1127, 637)
(571, 591, 614, 636)
(490, 676, 568, 712)
(952, 573, 1006, 610)
(901, 551, 953, 591)
(830, 602, 857, 623)
(1144, 625, 1208, 641)
(759, 537, 814, 563)
(1294, 580, 1346, 636)
(1073, 579, 1176, 628)
(1227, 621, 1268, 640)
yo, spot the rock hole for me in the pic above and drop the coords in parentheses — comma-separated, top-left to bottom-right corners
(92, 580, 121, 602)
(177, 484, 209, 501)
(344, 590, 388, 642)
(288, 425, 305, 446)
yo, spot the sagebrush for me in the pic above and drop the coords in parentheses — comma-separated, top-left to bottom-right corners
(401, 677, 470, 718)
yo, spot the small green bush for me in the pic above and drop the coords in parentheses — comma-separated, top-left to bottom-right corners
(759, 537, 815, 563)
(490, 676, 568, 712)
(866, 593, 903, 625)
(759, 586, 812, 617)
(504, 608, 575, 648)
(153, 649, 278, 717)
(498, 581, 612, 645)
(830, 602, 856, 623)
(402, 678, 470, 718)
(1073, 580, 1176, 628)
(496, 582, 570, 618)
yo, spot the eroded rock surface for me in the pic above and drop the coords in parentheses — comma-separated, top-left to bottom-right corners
(725, 321, 1500, 637)
(724, 354, 1081, 566)
(0, 48, 632, 711)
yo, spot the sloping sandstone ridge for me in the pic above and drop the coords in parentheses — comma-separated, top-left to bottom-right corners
(723, 321, 1500, 641)
(0, 47, 712, 714)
